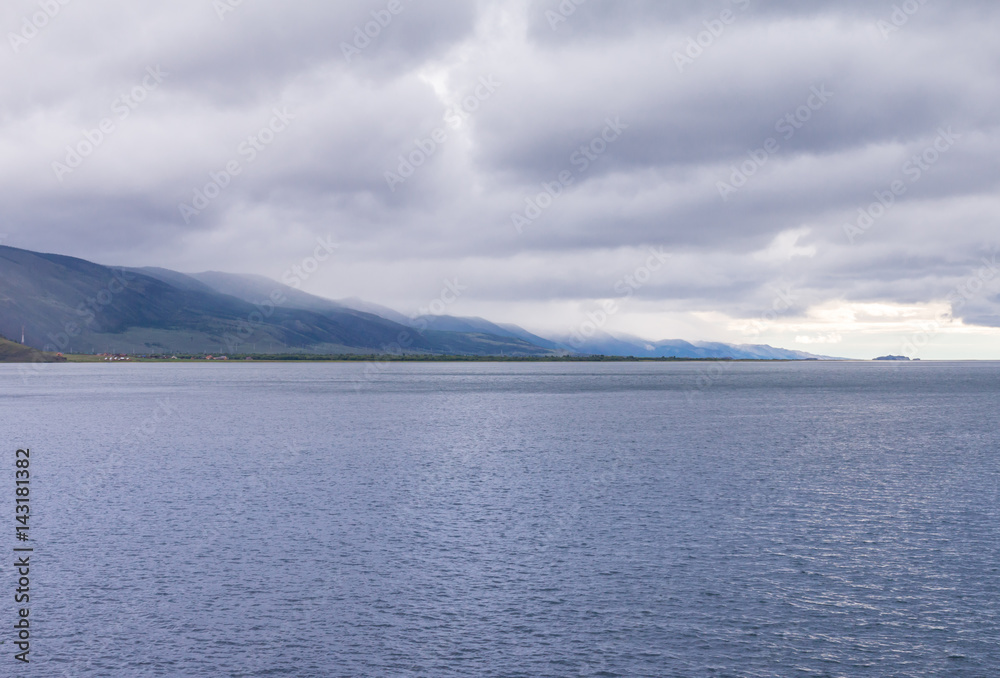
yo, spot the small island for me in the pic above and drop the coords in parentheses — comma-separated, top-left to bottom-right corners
(873, 355, 911, 361)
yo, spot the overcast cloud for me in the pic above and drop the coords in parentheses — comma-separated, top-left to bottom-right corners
(3, 0, 999, 358)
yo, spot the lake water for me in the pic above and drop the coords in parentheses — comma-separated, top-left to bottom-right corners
(2, 361, 999, 677)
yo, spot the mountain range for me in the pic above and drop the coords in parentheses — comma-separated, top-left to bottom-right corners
(0, 245, 841, 359)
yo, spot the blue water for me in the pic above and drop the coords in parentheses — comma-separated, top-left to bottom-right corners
(2, 361, 999, 676)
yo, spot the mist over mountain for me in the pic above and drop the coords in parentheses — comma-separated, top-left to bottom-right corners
(1, 245, 841, 359)
(552, 330, 841, 360)
(0, 246, 551, 356)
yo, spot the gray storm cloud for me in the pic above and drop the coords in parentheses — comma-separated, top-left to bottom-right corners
(2, 0, 999, 352)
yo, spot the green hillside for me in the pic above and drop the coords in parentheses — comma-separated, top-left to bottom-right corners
(0, 335, 66, 363)
(0, 245, 556, 357)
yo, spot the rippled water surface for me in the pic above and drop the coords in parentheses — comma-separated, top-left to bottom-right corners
(2, 361, 999, 676)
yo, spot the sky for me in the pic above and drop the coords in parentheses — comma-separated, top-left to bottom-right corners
(2, 0, 1000, 359)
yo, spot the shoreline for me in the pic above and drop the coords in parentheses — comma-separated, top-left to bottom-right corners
(11, 353, 872, 364)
